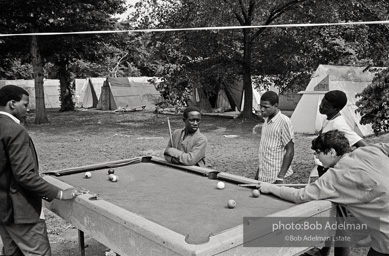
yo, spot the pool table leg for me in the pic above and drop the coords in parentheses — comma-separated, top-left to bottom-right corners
(78, 229, 85, 256)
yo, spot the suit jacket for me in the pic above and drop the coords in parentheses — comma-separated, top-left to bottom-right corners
(0, 114, 59, 224)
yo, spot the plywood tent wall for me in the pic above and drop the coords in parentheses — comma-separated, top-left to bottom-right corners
(0, 79, 61, 109)
(291, 65, 384, 137)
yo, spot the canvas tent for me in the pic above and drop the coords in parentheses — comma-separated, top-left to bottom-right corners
(96, 77, 161, 111)
(74, 77, 106, 108)
(190, 81, 262, 113)
(291, 65, 382, 137)
(0, 79, 60, 109)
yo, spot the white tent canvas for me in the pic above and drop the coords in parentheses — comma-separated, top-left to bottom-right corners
(291, 65, 382, 137)
(0, 79, 60, 109)
(76, 77, 106, 108)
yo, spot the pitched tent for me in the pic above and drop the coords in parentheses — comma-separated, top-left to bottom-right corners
(0, 79, 60, 109)
(291, 65, 383, 137)
(215, 82, 262, 112)
(96, 77, 161, 111)
(189, 87, 213, 111)
(76, 77, 106, 108)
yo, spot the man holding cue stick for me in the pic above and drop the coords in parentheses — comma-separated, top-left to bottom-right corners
(163, 106, 208, 167)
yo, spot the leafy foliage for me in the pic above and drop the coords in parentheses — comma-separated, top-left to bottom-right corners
(356, 68, 389, 134)
(129, 0, 389, 119)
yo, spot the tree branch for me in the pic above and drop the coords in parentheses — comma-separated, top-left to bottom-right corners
(251, 0, 310, 42)
(247, 0, 256, 23)
(222, 0, 245, 25)
(238, 0, 248, 22)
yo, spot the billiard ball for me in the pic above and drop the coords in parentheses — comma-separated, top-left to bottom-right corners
(227, 199, 236, 209)
(252, 189, 260, 198)
(108, 168, 115, 174)
(84, 172, 92, 179)
(109, 174, 118, 182)
(216, 181, 225, 190)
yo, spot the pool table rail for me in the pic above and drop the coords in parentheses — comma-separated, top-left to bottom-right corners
(43, 156, 336, 256)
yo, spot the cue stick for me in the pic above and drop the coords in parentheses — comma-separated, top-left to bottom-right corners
(238, 183, 260, 187)
(167, 117, 173, 143)
(238, 183, 307, 188)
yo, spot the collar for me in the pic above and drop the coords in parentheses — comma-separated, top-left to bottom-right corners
(180, 128, 199, 138)
(327, 112, 341, 121)
(0, 111, 21, 124)
(266, 110, 281, 123)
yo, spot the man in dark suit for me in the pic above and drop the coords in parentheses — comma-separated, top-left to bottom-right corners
(0, 85, 79, 256)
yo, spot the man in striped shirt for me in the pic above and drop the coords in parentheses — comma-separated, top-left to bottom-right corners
(255, 91, 294, 184)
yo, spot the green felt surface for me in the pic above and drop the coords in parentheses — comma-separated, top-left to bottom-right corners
(57, 162, 294, 245)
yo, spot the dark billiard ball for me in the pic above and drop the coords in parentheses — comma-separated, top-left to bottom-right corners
(108, 168, 115, 175)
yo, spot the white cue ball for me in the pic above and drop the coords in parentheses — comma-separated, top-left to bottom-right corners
(217, 181, 225, 190)
(84, 172, 92, 179)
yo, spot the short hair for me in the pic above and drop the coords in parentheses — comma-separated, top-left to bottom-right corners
(261, 91, 278, 105)
(324, 90, 347, 110)
(0, 85, 29, 107)
(311, 130, 350, 156)
(183, 106, 201, 119)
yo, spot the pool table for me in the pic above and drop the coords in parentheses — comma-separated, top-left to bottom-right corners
(43, 156, 335, 256)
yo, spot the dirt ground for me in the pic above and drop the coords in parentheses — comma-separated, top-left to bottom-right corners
(2, 109, 389, 255)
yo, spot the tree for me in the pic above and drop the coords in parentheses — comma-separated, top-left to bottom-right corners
(356, 68, 389, 134)
(0, 0, 127, 122)
(130, 0, 389, 119)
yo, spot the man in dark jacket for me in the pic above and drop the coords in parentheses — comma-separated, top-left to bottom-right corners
(0, 85, 78, 256)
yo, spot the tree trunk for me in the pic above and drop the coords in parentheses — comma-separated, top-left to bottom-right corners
(240, 28, 254, 119)
(30, 27, 49, 124)
(58, 60, 75, 112)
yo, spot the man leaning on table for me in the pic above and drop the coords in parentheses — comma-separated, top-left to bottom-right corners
(0, 85, 80, 256)
(259, 130, 389, 256)
(164, 106, 208, 167)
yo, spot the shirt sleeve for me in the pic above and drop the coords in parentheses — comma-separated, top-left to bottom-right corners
(165, 135, 207, 166)
(374, 143, 389, 157)
(277, 174, 341, 204)
(280, 117, 294, 146)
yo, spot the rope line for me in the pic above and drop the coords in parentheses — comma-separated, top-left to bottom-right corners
(1, 20, 389, 37)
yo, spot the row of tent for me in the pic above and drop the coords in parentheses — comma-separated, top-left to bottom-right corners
(0, 79, 61, 109)
(190, 81, 266, 113)
(187, 65, 382, 137)
(0, 77, 162, 111)
(0, 65, 383, 137)
(190, 80, 300, 113)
